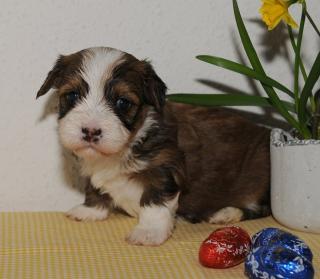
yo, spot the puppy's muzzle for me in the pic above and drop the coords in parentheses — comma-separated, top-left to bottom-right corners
(82, 127, 102, 143)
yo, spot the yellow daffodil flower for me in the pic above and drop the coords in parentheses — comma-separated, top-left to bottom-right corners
(260, 0, 298, 30)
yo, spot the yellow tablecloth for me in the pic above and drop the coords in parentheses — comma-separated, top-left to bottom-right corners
(0, 213, 319, 278)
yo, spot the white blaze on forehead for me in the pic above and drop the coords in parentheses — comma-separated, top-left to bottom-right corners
(81, 47, 125, 94)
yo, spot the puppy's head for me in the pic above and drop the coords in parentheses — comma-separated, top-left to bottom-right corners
(37, 47, 167, 159)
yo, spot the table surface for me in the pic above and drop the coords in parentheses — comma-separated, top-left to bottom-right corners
(0, 212, 318, 279)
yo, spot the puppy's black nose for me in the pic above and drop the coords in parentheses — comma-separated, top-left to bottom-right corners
(92, 129, 102, 136)
(82, 127, 102, 143)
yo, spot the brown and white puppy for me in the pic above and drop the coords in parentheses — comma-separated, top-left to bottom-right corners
(36, 47, 270, 246)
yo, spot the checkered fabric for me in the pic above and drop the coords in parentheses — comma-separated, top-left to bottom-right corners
(0, 213, 319, 278)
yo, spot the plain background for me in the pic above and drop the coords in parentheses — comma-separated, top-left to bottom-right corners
(0, 0, 319, 211)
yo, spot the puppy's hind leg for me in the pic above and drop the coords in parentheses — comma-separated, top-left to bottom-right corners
(208, 204, 271, 224)
(66, 182, 112, 222)
(208, 207, 244, 224)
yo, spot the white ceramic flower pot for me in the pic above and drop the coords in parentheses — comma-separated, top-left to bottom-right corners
(271, 128, 320, 233)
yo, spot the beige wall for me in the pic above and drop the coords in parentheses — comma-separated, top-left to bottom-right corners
(0, 0, 319, 210)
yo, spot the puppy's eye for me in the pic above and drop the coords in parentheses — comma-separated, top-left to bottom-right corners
(65, 91, 80, 105)
(59, 91, 80, 118)
(116, 97, 132, 112)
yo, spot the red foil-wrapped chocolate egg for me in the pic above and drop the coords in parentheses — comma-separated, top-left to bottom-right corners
(199, 226, 251, 268)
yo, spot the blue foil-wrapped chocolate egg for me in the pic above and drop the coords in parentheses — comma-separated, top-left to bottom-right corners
(252, 228, 313, 262)
(245, 228, 314, 279)
(245, 245, 314, 279)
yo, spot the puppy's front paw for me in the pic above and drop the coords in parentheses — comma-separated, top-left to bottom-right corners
(66, 204, 109, 221)
(126, 226, 172, 246)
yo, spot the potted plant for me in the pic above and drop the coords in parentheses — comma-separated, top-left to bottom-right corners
(168, 0, 320, 233)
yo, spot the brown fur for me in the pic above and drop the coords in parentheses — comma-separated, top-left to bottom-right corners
(167, 103, 270, 222)
(84, 181, 112, 209)
(36, 51, 86, 98)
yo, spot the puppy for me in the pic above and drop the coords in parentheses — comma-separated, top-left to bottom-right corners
(36, 47, 270, 246)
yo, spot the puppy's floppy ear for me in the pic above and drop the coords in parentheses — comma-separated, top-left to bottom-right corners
(142, 60, 167, 113)
(36, 55, 66, 99)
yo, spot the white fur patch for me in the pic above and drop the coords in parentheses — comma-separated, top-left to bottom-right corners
(99, 175, 143, 218)
(131, 109, 158, 147)
(120, 109, 156, 173)
(126, 194, 179, 246)
(80, 153, 144, 218)
(208, 207, 243, 224)
(66, 204, 109, 221)
(246, 202, 260, 212)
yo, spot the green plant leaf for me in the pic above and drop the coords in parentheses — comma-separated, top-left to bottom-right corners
(196, 55, 294, 98)
(167, 94, 296, 113)
(232, 0, 309, 137)
(288, 26, 308, 82)
(288, 24, 315, 113)
(306, 10, 320, 37)
(298, 51, 320, 123)
(294, 3, 306, 112)
(232, 0, 264, 73)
